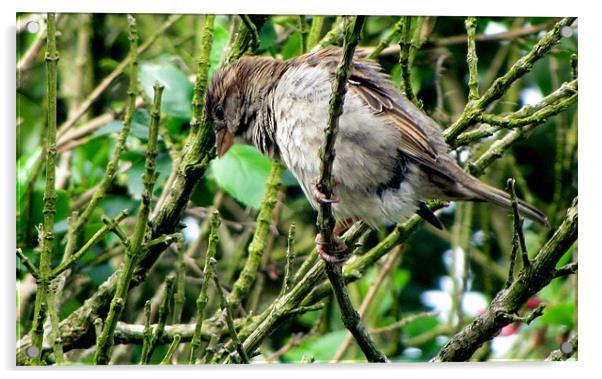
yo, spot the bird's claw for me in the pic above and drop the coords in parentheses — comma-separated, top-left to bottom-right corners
(311, 178, 339, 204)
(315, 233, 348, 264)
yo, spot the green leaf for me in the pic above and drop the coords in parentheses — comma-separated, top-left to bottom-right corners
(16, 147, 42, 205)
(403, 315, 439, 339)
(208, 22, 229, 81)
(25, 189, 71, 233)
(282, 31, 302, 60)
(139, 59, 193, 119)
(393, 269, 411, 290)
(91, 110, 152, 141)
(258, 19, 278, 56)
(283, 330, 347, 362)
(539, 303, 575, 327)
(210, 144, 273, 208)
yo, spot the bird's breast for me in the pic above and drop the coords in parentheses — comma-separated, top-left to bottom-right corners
(272, 64, 423, 226)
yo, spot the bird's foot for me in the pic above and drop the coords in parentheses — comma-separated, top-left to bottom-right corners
(315, 233, 348, 264)
(333, 218, 357, 235)
(311, 178, 339, 204)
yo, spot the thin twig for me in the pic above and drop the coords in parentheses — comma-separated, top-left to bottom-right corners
(210, 259, 250, 364)
(94, 70, 164, 364)
(465, 17, 479, 101)
(443, 17, 576, 143)
(189, 210, 220, 363)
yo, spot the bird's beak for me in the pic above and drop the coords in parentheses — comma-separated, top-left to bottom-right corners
(216, 128, 235, 158)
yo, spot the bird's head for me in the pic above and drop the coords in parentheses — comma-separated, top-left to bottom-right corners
(207, 56, 288, 157)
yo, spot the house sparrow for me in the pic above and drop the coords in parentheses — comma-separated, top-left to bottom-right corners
(207, 48, 547, 261)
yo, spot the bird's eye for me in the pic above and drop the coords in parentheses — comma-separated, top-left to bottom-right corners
(215, 105, 225, 120)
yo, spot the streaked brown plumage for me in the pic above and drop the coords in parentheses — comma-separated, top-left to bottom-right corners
(206, 48, 548, 233)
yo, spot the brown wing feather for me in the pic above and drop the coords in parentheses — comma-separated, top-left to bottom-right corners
(295, 48, 452, 180)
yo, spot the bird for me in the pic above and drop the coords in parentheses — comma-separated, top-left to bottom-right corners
(206, 47, 548, 262)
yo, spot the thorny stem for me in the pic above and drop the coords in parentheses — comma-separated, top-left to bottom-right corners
(507, 179, 530, 268)
(306, 16, 325, 50)
(16, 11, 260, 364)
(160, 334, 181, 365)
(434, 199, 577, 362)
(189, 210, 220, 364)
(140, 274, 176, 364)
(315, 15, 387, 363)
(280, 224, 296, 296)
(94, 80, 164, 365)
(28, 13, 58, 364)
(227, 160, 285, 306)
(465, 17, 479, 101)
(398, 16, 420, 108)
(443, 17, 576, 143)
(210, 259, 250, 364)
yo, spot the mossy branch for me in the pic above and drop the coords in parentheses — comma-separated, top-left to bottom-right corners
(190, 15, 215, 134)
(433, 199, 577, 362)
(227, 160, 285, 306)
(189, 210, 220, 364)
(306, 16, 325, 50)
(16, 12, 262, 364)
(28, 12, 58, 364)
(465, 17, 479, 101)
(444, 17, 576, 143)
(398, 16, 420, 108)
(453, 79, 577, 147)
(94, 80, 164, 365)
(140, 274, 176, 364)
(210, 259, 249, 363)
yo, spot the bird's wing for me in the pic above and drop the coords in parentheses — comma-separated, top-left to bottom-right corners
(297, 48, 452, 180)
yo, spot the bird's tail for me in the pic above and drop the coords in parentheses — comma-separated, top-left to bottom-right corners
(459, 173, 549, 227)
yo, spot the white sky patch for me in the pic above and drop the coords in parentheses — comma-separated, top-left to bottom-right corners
(520, 86, 544, 106)
(484, 21, 507, 36)
(402, 347, 422, 359)
(472, 230, 485, 246)
(490, 334, 520, 359)
(181, 216, 200, 243)
(421, 276, 489, 321)
(458, 149, 470, 164)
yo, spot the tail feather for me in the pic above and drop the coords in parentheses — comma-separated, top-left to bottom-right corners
(462, 177, 549, 227)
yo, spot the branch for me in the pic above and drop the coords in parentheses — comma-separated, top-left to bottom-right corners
(465, 17, 479, 101)
(453, 79, 577, 147)
(210, 259, 249, 364)
(433, 199, 577, 362)
(545, 334, 577, 361)
(189, 210, 220, 363)
(94, 76, 164, 365)
(443, 17, 576, 143)
(17, 248, 39, 279)
(16, 14, 265, 364)
(28, 13, 58, 364)
(227, 160, 285, 306)
(51, 210, 129, 278)
(398, 16, 421, 108)
(315, 15, 387, 363)
(140, 274, 176, 364)
(306, 16, 325, 50)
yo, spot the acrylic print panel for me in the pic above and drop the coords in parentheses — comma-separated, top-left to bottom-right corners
(16, 13, 577, 365)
